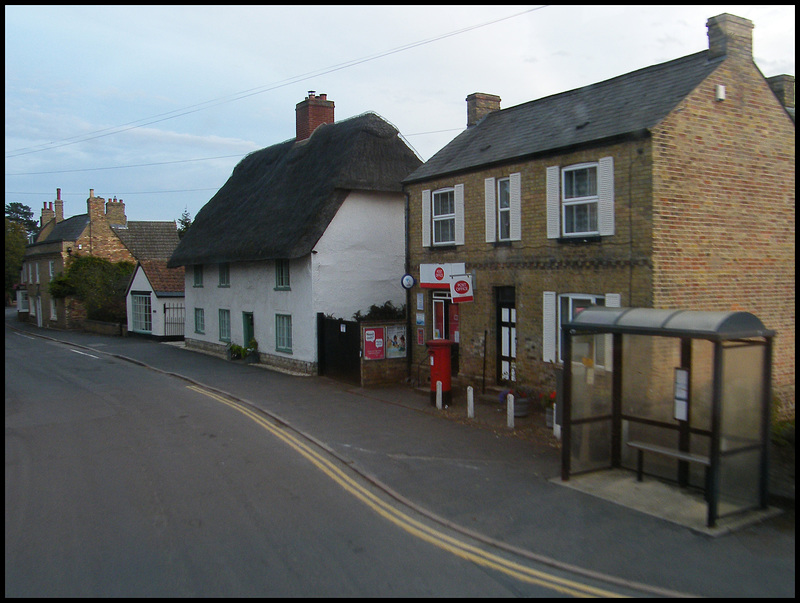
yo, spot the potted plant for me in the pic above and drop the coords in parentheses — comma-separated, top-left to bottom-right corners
(498, 386, 536, 417)
(244, 338, 259, 363)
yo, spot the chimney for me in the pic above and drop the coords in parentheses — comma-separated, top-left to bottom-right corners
(105, 196, 127, 226)
(767, 75, 795, 109)
(54, 187, 64, 223)
(295, 91, 335, 141)
(466, 93, 501, 127)
(87, 189, 105, 223)
(707, 13, 754, 61)
(40, 200, 55, 229)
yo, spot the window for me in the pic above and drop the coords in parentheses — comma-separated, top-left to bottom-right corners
(49, 260, 55, 278)
(50, 299, 57, 321)
(193, 264, 203, 287)
(276, 314, 292, 353)
(542, 292, 620, 365)
(485, 173, 521, 242)
(194, 308, 205, 334)
(275, 259, 290, 290)
(433, 189, 455, 245)
(131, 293, 152, 333)
(218, 263, 230, 287)
(547, 157, 614, 239)
(35, 263, 39, 284)
(422, 184, 464, 247)
(218, 309, 231, 342)
(18, 290, 29, 312)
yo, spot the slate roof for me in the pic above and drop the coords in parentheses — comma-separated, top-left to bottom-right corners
(28, 214, 90, 246)
(404, 51, 723, 183)
(168, 112, 422, 267)
(112, 221, 180, 260)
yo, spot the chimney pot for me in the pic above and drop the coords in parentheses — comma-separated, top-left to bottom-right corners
(56, 187, 61, 200)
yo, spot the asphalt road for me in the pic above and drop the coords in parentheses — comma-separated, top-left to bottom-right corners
(6, 325, 643, 597)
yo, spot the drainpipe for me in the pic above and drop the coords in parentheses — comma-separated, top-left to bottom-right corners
(404, 191, 412, 381)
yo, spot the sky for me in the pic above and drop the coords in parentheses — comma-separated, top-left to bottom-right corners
(5, 5, 795, 225)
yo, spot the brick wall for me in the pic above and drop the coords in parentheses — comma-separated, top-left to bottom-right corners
(651, 58, 795, 416)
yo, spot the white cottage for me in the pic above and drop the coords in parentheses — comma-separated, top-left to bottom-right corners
(125, 260, 185, 339)
(168, 93, 422, 374)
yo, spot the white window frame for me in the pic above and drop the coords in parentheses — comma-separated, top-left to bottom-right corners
(131, 293, 152, 333)
(194, 307, 205, 334)
(542, 291, 620, 365)
(49, 260, 55, 278)
(497, 178, 511, 241)
(562, 163, 599, 236)
(432, 188, 456, 245)
(50, 298, 57, 321)
(422, 185, 464, 247)
(218, 263, 230, 288)
(18, 290, 29, 312)
(35, 263, 40, 284)
(547, 156, 614, 239)
(275, 314, 292, 353)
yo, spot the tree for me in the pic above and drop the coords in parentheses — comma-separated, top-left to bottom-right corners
(5, 202, 38, 237)
(50, 255, 135, 323)
(177, 207, 193, 239)
(5, 218, 27, 305)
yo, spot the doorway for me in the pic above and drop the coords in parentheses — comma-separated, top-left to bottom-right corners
(496, 287, 516, 384)
(242, 312, 254, 346)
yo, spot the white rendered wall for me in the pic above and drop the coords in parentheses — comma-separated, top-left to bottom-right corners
(126, 267, 166, 336)
(311, 190, 405, 320)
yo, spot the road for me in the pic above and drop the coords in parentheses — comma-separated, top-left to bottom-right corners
(6, 325, 643, 597)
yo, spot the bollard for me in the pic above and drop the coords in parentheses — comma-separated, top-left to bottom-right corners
(436, 381, 443, 410)
(467, 386, 474, 419)
(507, 393, 514, 429)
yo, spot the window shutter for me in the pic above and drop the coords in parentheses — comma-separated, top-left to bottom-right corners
(542, 291, 557, 363)
(422, 189, 431, 247)
(454, 183, 465, 245)
(598, 156, 615, 236)
(604, 293, 621, 371)
(546, 166, 560, 239)
(509, 172, 522, 241)
(484, 178, 496, 243)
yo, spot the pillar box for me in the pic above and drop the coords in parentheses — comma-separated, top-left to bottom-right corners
(427, 339, 454, 406)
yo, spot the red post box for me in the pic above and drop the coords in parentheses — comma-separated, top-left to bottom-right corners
(427, 339, 454, 406)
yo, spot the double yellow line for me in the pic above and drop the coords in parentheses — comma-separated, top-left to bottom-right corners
(188, 385, 626, 597)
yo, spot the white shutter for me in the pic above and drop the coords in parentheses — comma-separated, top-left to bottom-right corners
(604, 293, 621, 371)
(454, 183, 465, 245)
(546, 166, 560, 239)
(485, 178, 496, 243)
(509, 172, 522, 241)
(542, 291, 557, 363)
(422, 189, 431, 247)
(598, 156, 615, 236)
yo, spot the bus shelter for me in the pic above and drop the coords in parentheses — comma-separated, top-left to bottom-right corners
(560, 307, 774, 528)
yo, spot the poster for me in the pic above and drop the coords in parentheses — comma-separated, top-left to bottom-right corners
(363, 327, 385, 360)
(385, 325, 407, 358)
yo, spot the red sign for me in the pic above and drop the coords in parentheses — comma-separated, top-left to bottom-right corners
(434, 267, 445, 281)
(363, 327, 385, 360)
(450, 274, 474, 303)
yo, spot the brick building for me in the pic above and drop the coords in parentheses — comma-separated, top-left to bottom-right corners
(403, 14, 794, 418)
(18, 188, 180, 330)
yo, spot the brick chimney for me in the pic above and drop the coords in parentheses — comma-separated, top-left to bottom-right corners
(707, 13, 754, 61)
(466, 93, 501, 127)
(105, 196, 127, 226)
(54, 187, 64, 223)
(87, 189, 105, 223)
(40, 200, 55, 229)
(295, 91, 334, 141)
(767, 75, 795, 109)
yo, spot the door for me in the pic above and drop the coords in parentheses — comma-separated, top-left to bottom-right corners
(242, 312, 254, 347)
(496, 287, 516, 384)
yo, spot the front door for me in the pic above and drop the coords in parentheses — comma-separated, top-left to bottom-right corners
(496, 287, 516, 384)
(242, 312, 254, 347)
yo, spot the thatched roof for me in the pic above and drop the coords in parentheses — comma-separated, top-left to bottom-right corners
(168, 112, 421, 267)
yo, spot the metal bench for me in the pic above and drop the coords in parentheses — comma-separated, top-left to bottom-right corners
(626, 440, 710, 484)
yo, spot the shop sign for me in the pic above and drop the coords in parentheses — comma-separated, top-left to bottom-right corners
(450, 274, 474, 303)
(419, 263, 466, 289)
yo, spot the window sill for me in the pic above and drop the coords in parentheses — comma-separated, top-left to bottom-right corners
(274, 287, 291, 291)
(275, 347, 293, 355)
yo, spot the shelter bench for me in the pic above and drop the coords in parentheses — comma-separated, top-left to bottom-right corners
(626, 441, 710, 486)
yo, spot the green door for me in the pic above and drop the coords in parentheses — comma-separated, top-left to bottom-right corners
(242, 312, 254, 346)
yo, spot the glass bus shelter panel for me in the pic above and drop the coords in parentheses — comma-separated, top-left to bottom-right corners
(621, 335, 681, 424)
(620, 420, 681, 479)
(569, 334, 612, 473)
(717, 342, 765, 514)
(690, 339, 714, 432)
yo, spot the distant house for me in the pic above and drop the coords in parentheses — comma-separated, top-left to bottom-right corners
(168, 93, 422, 374)
(19, 189, 181, 330)
(403, 13, 795, 415)
(125, 260, 185, 339)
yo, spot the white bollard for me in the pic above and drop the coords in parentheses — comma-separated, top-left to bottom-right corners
(467, 386, 474, 419)
(436, 381, 443, 410)
(507, 393, 514, 429)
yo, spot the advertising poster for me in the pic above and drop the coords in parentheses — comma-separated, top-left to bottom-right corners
(363, 327, 385, 360)
(385, 325, 407, 358)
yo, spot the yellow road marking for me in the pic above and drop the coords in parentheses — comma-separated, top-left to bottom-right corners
(188, 385, 628, 597)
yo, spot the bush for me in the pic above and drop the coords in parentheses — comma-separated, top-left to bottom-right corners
(50, 255, 134, 323)
(352, 300, 405, 322)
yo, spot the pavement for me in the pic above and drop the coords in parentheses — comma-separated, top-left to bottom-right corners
(5, 309, 795, 597)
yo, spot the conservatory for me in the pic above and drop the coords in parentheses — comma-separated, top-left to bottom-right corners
(560, 307, 774, 528)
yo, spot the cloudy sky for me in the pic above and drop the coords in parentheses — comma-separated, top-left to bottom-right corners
(5, 5, 795, 225)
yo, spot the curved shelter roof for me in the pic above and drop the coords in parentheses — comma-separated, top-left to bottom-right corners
(565, 306, 774, 340)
